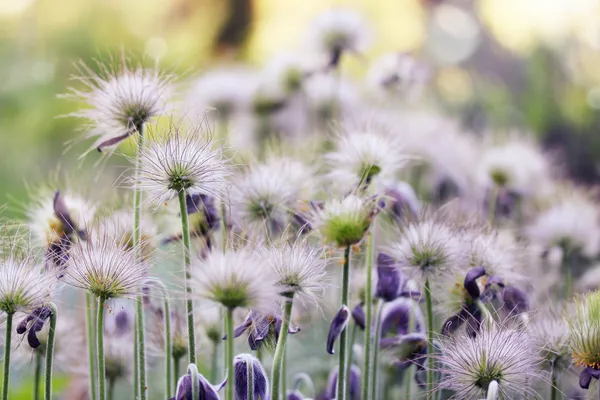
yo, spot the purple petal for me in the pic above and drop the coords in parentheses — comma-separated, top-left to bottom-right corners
(464, 267, 486, 299)
(380, 300, 411, 336)
(96, 132, 131, 152)
(375, 252, 403, 302)
(501, 286, 529, 316)
(234, 354, 269, 400)
(351, 304, 366, 330)
(579, 367, 600, 389)
(326, 306, 350, 355)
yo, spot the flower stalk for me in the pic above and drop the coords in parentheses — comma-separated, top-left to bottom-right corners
(226, 308, 235, 400)
(371, 299, 384, 400)
(425, 279, 434, 400)
(34, 351, 42, 400)
(2, 313, 13, 400)
(97, 296, 106, 400)
(337, 245, 352, 400)
(271, 296, 294, 400)
(362, 232, 374, 400)
(44, 303, 57, 400)
(247, 355, 255, 400)
(85, 293, 97, 400)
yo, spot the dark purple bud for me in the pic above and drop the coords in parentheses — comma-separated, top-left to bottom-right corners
(351, 304, 365, 330)
(375, 252, 403, 302)
(234, 354, 269, 400)
(53, 190, 86, 239)
(226, 311, 299, 351)
(16, 307, 53, 349)
(287, 390, 304, 400)
(327, 306, 350, 355)
(464, 267, 486, 299)
(579, 366, 600, 389)
(170, 372, 224, 400)
(96, 132, 132, 152)
(501, 286, 529, 316)
(324, 365, 361, 400)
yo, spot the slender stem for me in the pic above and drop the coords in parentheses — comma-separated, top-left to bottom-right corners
(271, 297, 294, 400)
(108, 379, 115, 400)
(256, 346, 263, 364)
(405, 302, 415, 399)
(550, 361, 557, 400)
(173, 356, 181, 394)
(345, 323, 357, 400)
(178, 189, 197, 365)
(362, 232, 374, 400)
(133, 124, 147, 400)
(211, 340, 219, 383)
(425, 279, 434, 400)
(85, 293, 97, 400)
(247, 355, 255, 400)
(34, 351, 42, 400)
(282, 347, 287, 399)
(371, 300, 384, 400)
(97, 297, 106, 400)
(44, 303, 57, 400)
(188, 364, 199, 400)
(150, 281, 172, 398)
(226, 308, 235, 400)
(133, 319, 138, 400)
(1, 313, 12, 400)
(337, 245, 352, 400)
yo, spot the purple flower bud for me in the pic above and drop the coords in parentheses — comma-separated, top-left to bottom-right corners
(579, 366, 600, 389)
(227, 311, 300, 351)
(234, 354, 269, 400)
(351, 304, 365, 330)
(375, 252, 404, 302)
(324, 365, 361, 400)
(380, 300, 412, 336)
(464, 266, 486, 299)
(16, 306, 53, 349)
(327, 305, 350, 355)
(170, 372, 225, 400)
(501, 286, 529, 316)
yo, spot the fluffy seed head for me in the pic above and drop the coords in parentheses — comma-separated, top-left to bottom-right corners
(385, 218, 460, 283)
(570, 290, 600, 369)
(437, 325, 540, 399)
(258, 239, 329, 305)
(308, 9, 370, 57)
(0, 256, 55, 314)
(96, 209, 157, 259)
(530, 307, 571, 372)
(191, 248, 277, 312)
(63, 229, 148, 299)
(135, 124, 230, 205)
(310, 194, 378, 247)
(62, 57, 177, 153)
(326, 129, 409, 191)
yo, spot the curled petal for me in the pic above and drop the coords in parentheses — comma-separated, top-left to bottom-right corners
(326, 305, 350, 355)
(17, 307, 53, 349)
(351, 304, 365, 330)
(464, 266, 486, 299)
(579, 366, 600, 389)
(441, 308, 469, 336)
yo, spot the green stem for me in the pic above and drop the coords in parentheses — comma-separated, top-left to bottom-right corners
(475, 300, 493, 330)
(405, 303, 415, 399)
(34, 351, 42, 400)
(550, 362, 557, 400)
(134, 320, 138, 400)
(337, 245, 351, 400)
(256, 346, 263, 364)
(85, 293, 97, 400)
(133, 124, 147, 400)
(226, 308, 235, 400)
(108, 379, 115, 400)
(44, 303, 57, 400)
(211, 340, 219, 384)
(188, 364, 199, 399)
(371, 300, 384, 400)
(282, 348, 287, 399)
(173, 356, 181, 394)
(362, 233, 374, 400)
(178, 189, 196, 365)
(150, 281, 172, 398)
(247, 355, 254, 400)
(1, 313, 12, 400)
(345, 323, 357, 400)
(271, 297, 294, 400)
(97, 297, 106, 400)
(425, 279, 434, 400)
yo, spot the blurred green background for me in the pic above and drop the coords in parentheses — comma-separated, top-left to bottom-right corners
(2, 0, 600, 397)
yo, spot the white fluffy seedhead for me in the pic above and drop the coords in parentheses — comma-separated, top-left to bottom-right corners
(62, 56, 177, 154)
(191, 248, 277, 312)
(63, 228, 149, 299)
(529, 307, 571, 373)
(308, 8, 371, 56)
(437, 325, 541, 399)
(0, 255, 55, 315)
(258, 239, 330, 305)
(385, 218, 460, 284)
(135, 124, 230, 205)
(326, 129, 409, 192)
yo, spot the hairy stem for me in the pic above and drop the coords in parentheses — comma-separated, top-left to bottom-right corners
(337, 245, 352, 400)
(271, 297, 294, 400)
(550, 361, 557, 400)
(97, 297, 106, 400)
(34, 351, 42, 400)
(150, 281, 172, 398)
(173, 356, 181, 394)
(1, 313, 12, 400)
(178, 189, 197, 365)
(362, 232, 374, 400)
(405, 302, 415, 399)
(188, 364, 199, 399)
(425, 279, 434, 400)
(85, 293, 97, 400)
(226, 308, 235, 400)
(247, 355, 255, 400)
(211, 340, 219, 384)
(134, 319, 138, 400)
(44, 303, 57, 400)
(133, 124, 147, 400)
(345, 323, 357, 400)
(371, 300, 384, 400)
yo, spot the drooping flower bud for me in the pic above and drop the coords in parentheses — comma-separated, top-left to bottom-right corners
(170, 368, 225, 400)
(233, 354, 269, 400)
(16, 306, 54, 349)
(375, 252, 404, 302)
(326, 305, 350, 355)
(324, 365, 361, 400)
(227, 310, 300, 351)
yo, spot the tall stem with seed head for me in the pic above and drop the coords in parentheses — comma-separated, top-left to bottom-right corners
(271, 296, 294, 400)
(151, 281, 172, 398)
(85, 293, 97, 400)
(226, 308, 235, 400)
(133, 124, 148, 400)
(44, 303, 57, 400)
(362, 232, 374, 400)
(97, 297, 106, 400)
(247, 355, 255, 400)
(177, 189, 196, 364)
(425, 279, 434, 400)
(34, 350, 42, 400)
(371, 300, 384, 400)
(337, 245, 351, 400)
(1, 313, 12, 400)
